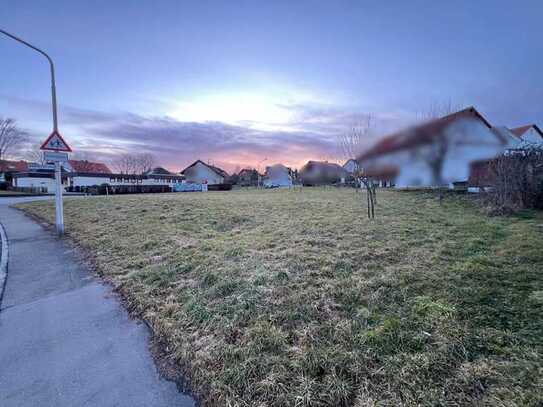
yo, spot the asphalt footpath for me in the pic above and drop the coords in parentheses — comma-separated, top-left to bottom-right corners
(0, 197, 195, 407)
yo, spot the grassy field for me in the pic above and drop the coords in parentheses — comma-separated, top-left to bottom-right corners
(16, 188, 543, 406)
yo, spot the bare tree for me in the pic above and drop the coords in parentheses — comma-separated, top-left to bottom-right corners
(24, 142, 47, 165)
(112, 153, 156, 174)
(138, 153, 155, 174)
(338, 114, 373, 162)
(0, 118, 27, 160)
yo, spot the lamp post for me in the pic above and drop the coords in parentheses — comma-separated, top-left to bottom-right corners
(0, 28, 65, 235)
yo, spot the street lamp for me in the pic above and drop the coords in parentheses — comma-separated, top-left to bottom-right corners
(1, 28, 65, 235)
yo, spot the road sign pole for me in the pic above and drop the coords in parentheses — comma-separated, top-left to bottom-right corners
(54, 161, 64, 236)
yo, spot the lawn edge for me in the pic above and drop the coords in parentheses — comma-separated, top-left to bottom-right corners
(13, 205, 202, 406)
(0, 220, 9, 309)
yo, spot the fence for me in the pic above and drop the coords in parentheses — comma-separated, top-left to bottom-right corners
(11, 186, 48, 194)
(66, 184, 173, 195)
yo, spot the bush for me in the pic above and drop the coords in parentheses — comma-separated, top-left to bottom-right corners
(485, 146, 543, 214)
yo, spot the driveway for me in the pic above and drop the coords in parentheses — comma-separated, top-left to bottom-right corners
(0, 197, 195, 406)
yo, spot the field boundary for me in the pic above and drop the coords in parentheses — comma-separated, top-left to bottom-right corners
(12, 204, 200, 403)
(0, 221, 9, 308)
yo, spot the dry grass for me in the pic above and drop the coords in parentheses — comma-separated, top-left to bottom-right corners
(16, 188, 543, 406)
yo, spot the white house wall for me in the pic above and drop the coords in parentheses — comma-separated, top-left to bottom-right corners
(520, 127, 543, 145)
(14, 177, 59, 193)
(71, 176, 183, 187)
(184, 162, 224, 184)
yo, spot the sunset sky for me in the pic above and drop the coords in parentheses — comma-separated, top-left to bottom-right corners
(1, 0, 542, 172)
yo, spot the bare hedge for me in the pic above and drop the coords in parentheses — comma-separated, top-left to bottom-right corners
(486, 146, 543, 214)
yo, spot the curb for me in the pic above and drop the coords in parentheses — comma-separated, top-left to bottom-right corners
(0, 221, 8, 308)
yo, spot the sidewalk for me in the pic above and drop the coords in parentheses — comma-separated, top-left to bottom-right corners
(0, 198, 195, 407)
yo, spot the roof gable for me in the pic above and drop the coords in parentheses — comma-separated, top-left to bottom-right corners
(182, 160, 229, 178)
(510, 124, 543, 139)
(144, 166, 172, 175)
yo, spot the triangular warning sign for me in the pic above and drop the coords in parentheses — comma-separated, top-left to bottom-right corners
(40, 130, 72, 152)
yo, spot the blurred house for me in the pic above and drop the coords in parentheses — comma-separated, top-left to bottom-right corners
(299, 161, 347, 186)
(181, 160, 229, 185)
(357, 106, 521, 188)
(238, 168, 259, 186)
(342, 159, 359, 174)
(263, 164, 292, 188)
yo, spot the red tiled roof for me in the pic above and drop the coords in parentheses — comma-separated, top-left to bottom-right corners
(358, 106, 493, 161)
(509, 124, 543, 139)
(0, 160, 28, 172)
(68, 159, 111, 173)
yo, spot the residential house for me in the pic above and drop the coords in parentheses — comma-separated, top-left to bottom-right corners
(12, 159, 184, 193)
(299, 161, 347, 186)
(357, 107, 510, 188)
(181, 160, 229, 185)
(468, 125, 543, 191)
(143, 167, 185, 184)
(69, 172, 184, 190)
(509, 124, 543, 146)
(263, 164, 293, 188)
(0, 160, 28, 185)
(238, 168, 259, 186)
(12, 167, 69, 192)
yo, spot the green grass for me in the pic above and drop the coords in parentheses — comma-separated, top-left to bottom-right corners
(16, 188, 543, 406)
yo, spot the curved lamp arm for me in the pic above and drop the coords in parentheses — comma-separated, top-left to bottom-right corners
(0, 28, 59, 131)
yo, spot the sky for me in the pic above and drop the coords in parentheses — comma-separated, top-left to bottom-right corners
(1, 0, 542, 172)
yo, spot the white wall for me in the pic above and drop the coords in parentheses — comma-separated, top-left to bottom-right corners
(183, 162, 224, 184)
(264, 165, 292, 187)
(520, 127, 543, 145)
(15, 174, 184, 192)
(14, 177, 60, 193)
(71, 175, 183, 187)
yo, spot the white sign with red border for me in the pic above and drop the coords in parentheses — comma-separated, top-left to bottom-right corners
(40, 130, 72, 152)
